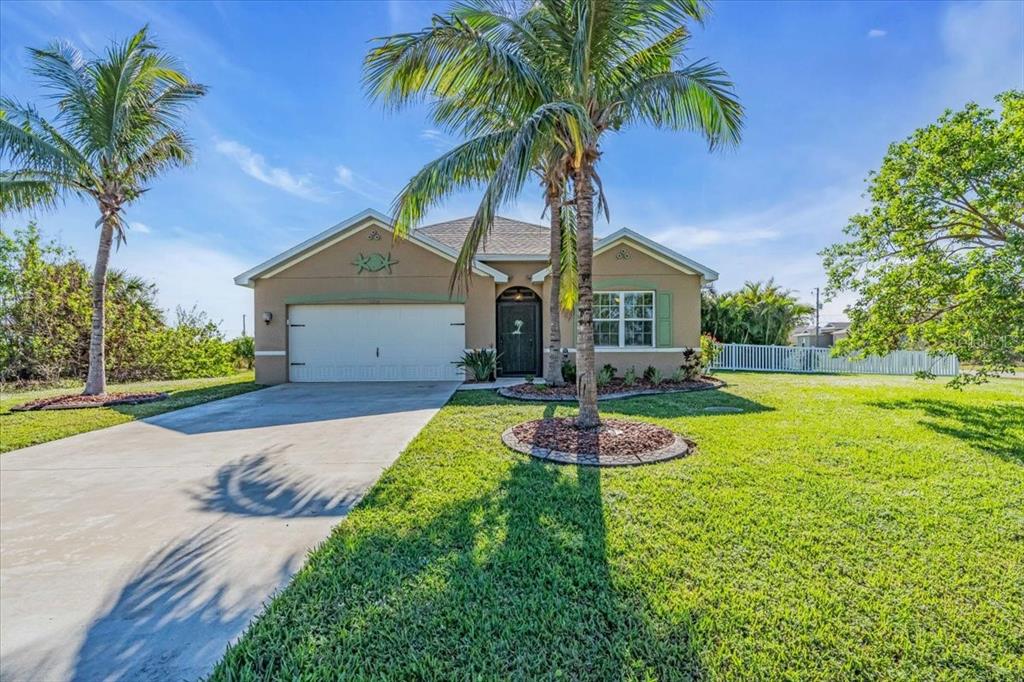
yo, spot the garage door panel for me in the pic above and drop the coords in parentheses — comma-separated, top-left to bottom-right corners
(288, 304, 464, 382)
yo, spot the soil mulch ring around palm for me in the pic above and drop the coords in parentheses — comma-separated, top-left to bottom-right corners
(10, 392, 168, 412)
(499, 375, 724, 402)
(502, 417, 694, 466)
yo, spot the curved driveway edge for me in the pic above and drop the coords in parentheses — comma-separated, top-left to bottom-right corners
(0, 381, 458, 682)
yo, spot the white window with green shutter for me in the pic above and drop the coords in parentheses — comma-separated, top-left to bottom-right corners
(593, 291, 659, 348)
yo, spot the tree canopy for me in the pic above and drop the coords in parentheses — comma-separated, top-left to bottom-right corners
(822, 91, 1023, 384)
(701, 279, 812, 346)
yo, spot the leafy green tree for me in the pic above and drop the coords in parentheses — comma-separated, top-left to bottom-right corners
(1, 223, 162, 382)
(0, 27, 207, 394)
(822, 91, 1023, 384)
(366, 0, 742, 426)
(702, 279, 812, 345)
(1, 224, 235, 384)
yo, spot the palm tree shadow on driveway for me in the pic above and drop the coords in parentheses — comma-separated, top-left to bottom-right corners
(210, 458, 707, 678)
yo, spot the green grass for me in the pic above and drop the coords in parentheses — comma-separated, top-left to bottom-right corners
(210, 373, 1024, 680)
(1, 372, 262, 453)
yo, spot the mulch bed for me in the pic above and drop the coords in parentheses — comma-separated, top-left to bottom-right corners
(10, 392, 168, 412)
(500, 375, 724, 402)
(502, 417, 694, 466)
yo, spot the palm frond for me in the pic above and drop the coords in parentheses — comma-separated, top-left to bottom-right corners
(451, 100, 591, 292)
(558, 200, 578, 310)
(0, 172, 61, 213)
(364, 13, 549, 111)
(391, 128, 516, 237)
(613, 60, 743, 148)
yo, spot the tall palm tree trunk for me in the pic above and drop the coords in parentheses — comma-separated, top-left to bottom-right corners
(84, 220, 114, 395)
(574, 167, 599, 428)
(544, 185, 565, 386)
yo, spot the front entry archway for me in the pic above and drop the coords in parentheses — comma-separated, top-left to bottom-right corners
(496, 287, 542, 376)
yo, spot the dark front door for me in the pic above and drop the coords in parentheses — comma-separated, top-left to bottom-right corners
(497, 300, 540, 376)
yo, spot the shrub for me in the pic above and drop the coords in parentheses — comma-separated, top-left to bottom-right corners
(700, 333, 721, 374)
(679, 348, 701, 380)
(623, 366, 637, 387)
(142, 307, 235, 379)
(671, 367, 685, 382)
(597, 364, 616, 387)
(456, 348, 499, 382)
(642, 365, 657, 382)
(650, 367, 665, 385)
(232, 336, 255, 370)
(561, 360, 576, 383)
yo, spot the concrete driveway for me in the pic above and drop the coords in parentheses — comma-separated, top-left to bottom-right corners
(0, 381, 458, 682)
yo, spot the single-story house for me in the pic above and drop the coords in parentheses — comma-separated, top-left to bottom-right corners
(235, 208, 718, 384)
(791, 321, 851, 348)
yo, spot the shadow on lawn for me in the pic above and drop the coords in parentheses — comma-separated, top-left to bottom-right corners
(455, 384, 772, 420)
(868, 398, 1024, 463)
(210, 460, 704, 679)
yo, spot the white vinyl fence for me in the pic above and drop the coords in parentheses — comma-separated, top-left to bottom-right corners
(711, 343, 960, 377)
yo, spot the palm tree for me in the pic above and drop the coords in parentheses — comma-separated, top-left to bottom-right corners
(551, 1, 743, 425)
(364, 4, 583, 386)
(366, 0, 741, 426)
(0, 27, 207, 395)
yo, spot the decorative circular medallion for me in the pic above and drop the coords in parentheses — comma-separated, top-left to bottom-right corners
(367, 229, 382, 241)
(615, 248, 630, 260)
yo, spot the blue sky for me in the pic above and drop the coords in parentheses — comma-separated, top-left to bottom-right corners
(2, 0, 1022, 336)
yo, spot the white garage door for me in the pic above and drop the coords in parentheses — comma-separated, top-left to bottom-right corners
(287, 304, 464, 382)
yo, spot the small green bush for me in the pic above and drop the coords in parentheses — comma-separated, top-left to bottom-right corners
(700, 333, 721, 374)
(623, 366, 637, 387)
(456, 348, 499, 382)
(561, 360, 577, 383)
(679, 348, 701, 380)
(642, 365, 657, 382)
(597, 364, 616, 387)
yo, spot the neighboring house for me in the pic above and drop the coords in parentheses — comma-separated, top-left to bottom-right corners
(235, 208, 717, 383)
(791, 321, 851, 348)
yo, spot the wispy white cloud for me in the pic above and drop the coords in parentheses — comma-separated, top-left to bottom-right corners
(334, 164, 389, 202)
(420, 128, 453, 150)
(215, 139, 323, 201)
(130, 221, 152, 234)
(867, 28, 887, 38)
(651, 226, 780, 248)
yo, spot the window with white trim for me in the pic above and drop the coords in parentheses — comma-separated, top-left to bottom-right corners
(593, 291, 655, 347)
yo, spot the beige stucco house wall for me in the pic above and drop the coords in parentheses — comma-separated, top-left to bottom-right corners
(236, 209, 716, 384)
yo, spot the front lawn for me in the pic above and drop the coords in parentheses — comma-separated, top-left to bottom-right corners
(1, 372, 261, 453)
(211, 373, 1023, 680)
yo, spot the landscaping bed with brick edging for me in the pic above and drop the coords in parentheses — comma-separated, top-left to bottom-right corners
(502, 417, 694, 466)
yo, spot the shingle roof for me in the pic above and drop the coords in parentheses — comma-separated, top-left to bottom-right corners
(414, 216, 549, 256)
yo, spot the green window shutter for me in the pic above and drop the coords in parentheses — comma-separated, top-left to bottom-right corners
(656, 291, 672, 347)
